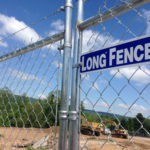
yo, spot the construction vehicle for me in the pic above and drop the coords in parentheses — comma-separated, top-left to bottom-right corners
(102, 120, 116, 135)
(113, 129, 128, 138)
(80, 116, 128, 138)
(80, 116, 101, 136)
(102, 120, 128, 139)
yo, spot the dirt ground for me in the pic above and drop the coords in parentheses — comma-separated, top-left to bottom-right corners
(0, 127, 58, 150)
(80, 134, 150, 150)
(0, 127, 149, 150)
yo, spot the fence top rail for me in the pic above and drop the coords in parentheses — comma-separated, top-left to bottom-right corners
(0, 31, 64, 62)
(78, 0, 150, 31)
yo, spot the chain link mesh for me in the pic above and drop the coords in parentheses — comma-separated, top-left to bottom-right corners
(0, 8, 64, 149)
(80, 0, 150, 149)
(0, 44, 63, 149)
(1, 0, 150, 149)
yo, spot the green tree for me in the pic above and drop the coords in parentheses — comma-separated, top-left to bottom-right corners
(134, 113, 145, 135)
(144, 119, 150, 134)
(120, 118, 128, 130)
(81, 101, 85, 112)
(42, 90, 61, 127)
(0, 87, 62, 128)
(128, 118, 134, 132)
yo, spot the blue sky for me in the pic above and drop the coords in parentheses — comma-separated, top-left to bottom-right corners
(0, 0, 150, 118)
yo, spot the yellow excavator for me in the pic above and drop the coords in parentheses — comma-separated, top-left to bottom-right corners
(80, 116, 128, 138)
(80, 116, 101, 136)
(102, 120, 128, 139)
(102, 120, 116, 134)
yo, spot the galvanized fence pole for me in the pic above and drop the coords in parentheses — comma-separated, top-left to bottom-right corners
(58, 0, 73, 150)
(68, 0, 83, 150)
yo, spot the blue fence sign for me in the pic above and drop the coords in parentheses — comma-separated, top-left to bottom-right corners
(80, 35, 150, 73)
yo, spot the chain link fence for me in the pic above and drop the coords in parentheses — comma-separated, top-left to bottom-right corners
(0, 0, 150, 150)
(79, 0, 150, 149)
(0, 45, 62, 149)
(0, 7, 64, 149)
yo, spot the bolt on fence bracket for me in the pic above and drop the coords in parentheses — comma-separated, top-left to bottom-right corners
(58, 45, 64, 51)
(59, 111, 68, 119)
(72, 62, 82, 68)
(60, 6, 65, 11)
(65, 3, 73, 8)
(68, 111, 78, 120)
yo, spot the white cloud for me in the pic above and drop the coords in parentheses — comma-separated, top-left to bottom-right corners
(47, 41, 60, 51)
(0, 37, 7, 47)
(0, 14, 40, 44)
(82, 30, 120, 53)
(83, 100, 108, 110)
(50, 19, 64, 31)
(0, 41, 7, 47)
(38, 94, 47, 99)
(143, 9, 150, 34)
(97, 101, 108, 108)
(52, 60, 62, 69)
(44, 20, 64, 51)
(117, 103, 128, 109)
(48, 19, 64, 37)
(131, 104, 147, 113)
(9, 68, 44, 83)
(81, 73, 100, 90)
(93, 82, 99, 90)
(110, 66, 150, 84)
(83, 100, 93, 109)
(82, 74, 90, 81)
(116, 103, 149, 117)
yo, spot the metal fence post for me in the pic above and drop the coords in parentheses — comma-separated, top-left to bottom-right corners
(68, 0, 83, 150)
(58, 0, 73, 150)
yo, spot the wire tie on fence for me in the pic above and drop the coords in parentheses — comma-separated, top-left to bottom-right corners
(98, 14, 103, 23)
(60, 111, 68, 119)
(97, 8, 103, 23)
(126, 1, 132, 9)
(68, 111, 78, 120)
(60, 6, 65, 11)
(58, 45, 64, 51)
(72, 62, 82, 68)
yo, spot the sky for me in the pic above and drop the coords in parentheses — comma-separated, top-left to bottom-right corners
(0, 0, 150, 118)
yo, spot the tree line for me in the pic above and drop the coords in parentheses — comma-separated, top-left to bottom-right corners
(0, 87, 61, 128)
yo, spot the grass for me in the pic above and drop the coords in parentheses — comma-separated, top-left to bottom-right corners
(26, 147, 33, 150)
(26, 146, 47, 150)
